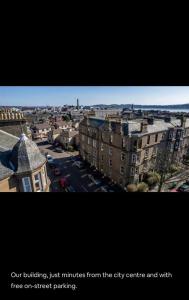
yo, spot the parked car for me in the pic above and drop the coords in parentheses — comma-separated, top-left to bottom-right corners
(54, 147, 64, 153)
(59, 177, 69, 188)
(46, 154, 56, 167)
(54, 168, 61, 176)
(53, 142, 60, 147)
(46, 154, 54, 163)
(177, 184, 189, 192)
(168, 182, 177, 189)
(170, 188, 179, 192)
(66, 185, 76, 192)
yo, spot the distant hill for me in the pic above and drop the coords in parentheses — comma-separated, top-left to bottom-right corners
(91, 103, 189, 109)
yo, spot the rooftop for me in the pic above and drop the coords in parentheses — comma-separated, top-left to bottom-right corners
(10, 133, 46, 174)
(86, 116, 189, 135)
(0, 147, 14, 180)
(0, 130, 19, 149)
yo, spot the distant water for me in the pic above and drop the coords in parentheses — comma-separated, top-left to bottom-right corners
(139, 108, 189, 113)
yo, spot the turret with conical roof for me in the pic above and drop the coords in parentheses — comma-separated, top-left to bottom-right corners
(10, 133, 46, 174)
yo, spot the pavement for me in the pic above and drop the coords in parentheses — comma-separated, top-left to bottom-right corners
(35, 139, 124, 193)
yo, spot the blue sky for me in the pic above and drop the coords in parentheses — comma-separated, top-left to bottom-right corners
(0, 86, 189, 106)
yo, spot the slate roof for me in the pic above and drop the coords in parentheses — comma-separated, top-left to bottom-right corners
(0, 130, 19, 180)
(87, 118, 105, 128)
(86, 117, 189, 136)
(0, 147, 14, 180)
(10, 133, 46, 174)
(32, 122, 51, 130)
(0, 129, 19, 149)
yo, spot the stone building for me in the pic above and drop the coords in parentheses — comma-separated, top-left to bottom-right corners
(79, 115, 189, 188)
(30, 122, 51, 140)
(57, 129, 79, 150)
(0, 109, 28, 137)
(0, 130, 50, 192)
(47, 128, 62, 144)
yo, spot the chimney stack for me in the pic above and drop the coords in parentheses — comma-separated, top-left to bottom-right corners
(147, 117, 154, 125)
(181, 115, 186, 128)
(141, 120, 148, 133)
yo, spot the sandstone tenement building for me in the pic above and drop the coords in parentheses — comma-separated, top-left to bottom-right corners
(79, 115, 189, 188)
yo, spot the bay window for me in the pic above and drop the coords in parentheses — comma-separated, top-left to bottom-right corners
(22, 177, 32, 192)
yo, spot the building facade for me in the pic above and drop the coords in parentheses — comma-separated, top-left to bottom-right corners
(79, 115, 189, 188)
(57, 129, 79, 150)
(30, 122, 51, 139)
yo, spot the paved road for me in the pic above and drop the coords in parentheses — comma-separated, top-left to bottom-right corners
(36, 139, 124, 192)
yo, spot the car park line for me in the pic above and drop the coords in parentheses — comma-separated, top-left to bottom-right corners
(81, 185, 88, 192)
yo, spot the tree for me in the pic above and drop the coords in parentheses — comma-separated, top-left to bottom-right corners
(127, 184, 137, 192)
(63, 115, 70, 122)
(169, 164, 179, 175)
(154, 146, 174, 192)
(146, 171, 160, 187)
(137, 182, 149, 192)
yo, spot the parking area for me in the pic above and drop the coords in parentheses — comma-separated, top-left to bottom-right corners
(36, 139, 124, 192)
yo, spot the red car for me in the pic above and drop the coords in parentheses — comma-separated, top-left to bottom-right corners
(170, 188, 179, 192)
(59, 177, 69, 188)
(54, 168, 61, 176)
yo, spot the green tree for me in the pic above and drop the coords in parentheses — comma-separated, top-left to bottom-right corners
(63, 115, 70, 122)
(127, 184, 137, 192)
(146, 171, 160, 187)
(137, 182, 149, 192)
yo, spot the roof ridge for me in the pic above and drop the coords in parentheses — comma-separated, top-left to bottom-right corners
(18, 139, 32, 172)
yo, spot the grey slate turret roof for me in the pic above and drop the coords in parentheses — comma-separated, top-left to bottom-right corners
(10, 133, 46, 174)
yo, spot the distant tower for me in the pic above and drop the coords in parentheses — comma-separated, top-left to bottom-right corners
(131, 104, 134, 111)
(77, 98, 79, 110)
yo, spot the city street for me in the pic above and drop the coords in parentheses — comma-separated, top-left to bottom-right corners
(36, 139, 124, 192)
